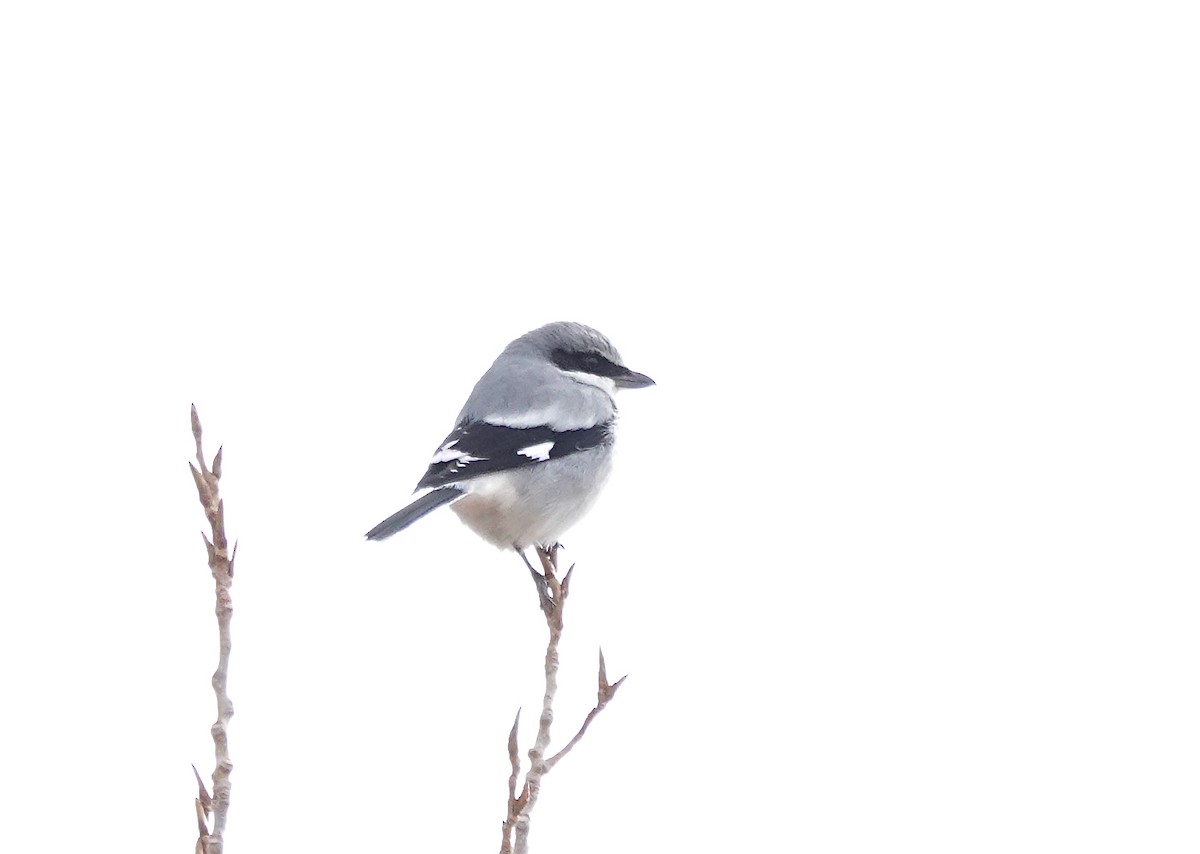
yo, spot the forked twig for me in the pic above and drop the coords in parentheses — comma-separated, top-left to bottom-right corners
(499, 709, 526, 854)
(545, 649, 626, 772)
(499, 546, 625, 854)
(189, 405, 235, 854)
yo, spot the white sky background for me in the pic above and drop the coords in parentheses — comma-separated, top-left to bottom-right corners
(1, 2, 1197, 851)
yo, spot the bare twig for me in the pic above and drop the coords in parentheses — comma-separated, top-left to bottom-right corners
(499, 709, 526, 854)
(502, 546, 625, 853)
(189, 405, 235, 854)
(192, 764, 213, 818)
(545, 649, 627, 772)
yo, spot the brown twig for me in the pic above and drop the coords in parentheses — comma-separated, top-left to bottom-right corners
(544, 649, 626, 772)
(499, 709, 526, 854)
(189, 405, 235, 854)
(501, 546, 625, 854)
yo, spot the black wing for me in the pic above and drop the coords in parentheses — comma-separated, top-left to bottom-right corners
(416, 419, 613, 489)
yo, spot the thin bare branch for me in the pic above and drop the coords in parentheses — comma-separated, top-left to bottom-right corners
(501, 545, 625, 853)
(507, 709, 522, 806)
(189, 406, 234, 854)
(499, 709, 523, 854)
(544, 649, 626, 772)
(192, 764, 212, 818)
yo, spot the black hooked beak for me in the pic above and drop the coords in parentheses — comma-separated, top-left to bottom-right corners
(613, 367, 655, 389)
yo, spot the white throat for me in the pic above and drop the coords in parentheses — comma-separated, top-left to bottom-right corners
(562, 370, 618, 399)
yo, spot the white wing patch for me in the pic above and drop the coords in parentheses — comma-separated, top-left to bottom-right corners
(517, 440, 555, 461)
(431, 440, 483, 465)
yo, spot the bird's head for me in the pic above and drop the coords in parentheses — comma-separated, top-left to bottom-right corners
(519, 321, 656, 394)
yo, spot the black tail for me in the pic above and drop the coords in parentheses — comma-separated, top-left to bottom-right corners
(365, 487, 464, 541)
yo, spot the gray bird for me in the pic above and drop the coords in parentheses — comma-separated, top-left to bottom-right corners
(366, 321, 654, 593)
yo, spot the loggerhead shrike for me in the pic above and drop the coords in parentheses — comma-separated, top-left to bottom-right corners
(366, 321, 654, 588)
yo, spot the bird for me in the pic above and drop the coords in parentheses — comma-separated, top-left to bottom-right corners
(366, 321, 654, 599)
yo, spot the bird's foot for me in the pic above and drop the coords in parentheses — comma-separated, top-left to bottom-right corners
(517, 547, 557, 616)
